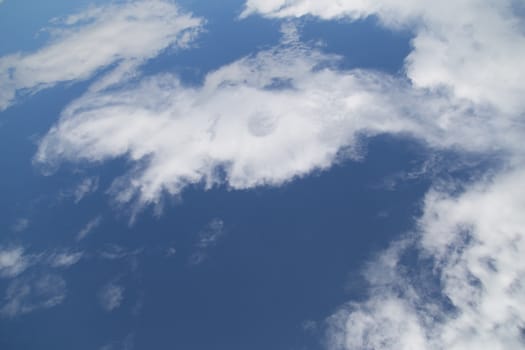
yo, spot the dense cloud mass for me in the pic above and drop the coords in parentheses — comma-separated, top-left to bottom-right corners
(35, 25, 520, 210)
(0, 0, 203, 111)
(241, 1, 525, 349)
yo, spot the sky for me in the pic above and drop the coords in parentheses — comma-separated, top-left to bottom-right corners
(0, 1, 524, 350)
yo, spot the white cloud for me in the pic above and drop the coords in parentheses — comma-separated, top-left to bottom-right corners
(76, 215, 102, 241)
(165, 247, 177, 257)
(238, 2, 525, 349)
(35, 29, 519, 211)
(0, 246, 84, 278)
(327, 167, 525, 350)
(98, 282, 124, 312)
(73, 176, 99, 203)
(241, 0, 525, 115)
(0, 0, 203, 111)
(0, 247, 29, 278)
(48, 250, 83, 268)
(0, 273, 67, 317)
(196, 218, 225, 249)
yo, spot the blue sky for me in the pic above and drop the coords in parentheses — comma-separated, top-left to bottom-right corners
(0, 1, 524, 350)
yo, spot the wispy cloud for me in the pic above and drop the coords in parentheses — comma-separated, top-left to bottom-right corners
(98, 244, 142, 261)
(100, 334, 134, 350)
(76, 215, 102, 241)
(47, 250, 83, 268)
(0, 246, 83, 278)
(23, 1, 525, 346)
(165, 247, 177, 257)
(98, 282, 124, 312)
(73, 176, 99, 203)
(327, 168, 525, 350)
(196, 218, 225, 249)
(11, 218, 29, 233)
(189, 218, 225, 265)
(0, 0, 203, 111)
(0, 273, 67, 317)
(0, 248, 78, 318)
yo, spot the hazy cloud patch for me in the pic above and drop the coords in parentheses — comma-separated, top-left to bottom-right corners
(47, 250, 83, 268)
(100, 334, 135, 350)
(0, 273, 67, 317)
(11, 218, 29, 233)
(76, 215, 102, 241)
(35, 27, 518, 214)
(0, 247, 29, 278)
(239, 2, 525, 349)
(189, 218, 225, 265)
(98, 282, 124, 312)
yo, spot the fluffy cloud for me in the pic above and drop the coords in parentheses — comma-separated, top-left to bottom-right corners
(327, 166, 525, 350)
(35, 27, 519, 211)
(239, 1, 525, 349)
(0, 0, 203, 111)
(0, 273, 67, 317)
(27, 1, 525, 347)
(242, 0, 525, 115)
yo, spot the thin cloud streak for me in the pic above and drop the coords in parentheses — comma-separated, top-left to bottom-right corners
(189, 218, 225, 265)
(76, 215, 102, 241)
